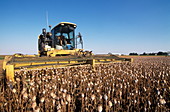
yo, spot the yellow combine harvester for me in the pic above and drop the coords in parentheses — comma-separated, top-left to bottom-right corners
(38, 22, 92, 57)
(3, 22, 133, 81)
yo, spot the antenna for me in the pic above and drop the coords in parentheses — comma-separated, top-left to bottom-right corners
(46, 11, 49, 30)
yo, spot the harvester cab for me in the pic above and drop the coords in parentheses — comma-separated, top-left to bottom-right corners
(38, 22, 84, 57)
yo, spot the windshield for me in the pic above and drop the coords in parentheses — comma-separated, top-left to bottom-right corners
(54, 31, 75, 50)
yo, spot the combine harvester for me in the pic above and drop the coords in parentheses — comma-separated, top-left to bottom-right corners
(3, 22, 132, 81)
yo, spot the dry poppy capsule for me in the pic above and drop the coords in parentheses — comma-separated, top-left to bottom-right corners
(91, 94, 95, 101)
(120, 91, 122, 97)
(136, 90, 138, 94)
(74, 84, 77, 88)
(108, 101, 113, 107)
(32, 88, 35, 91)
(148, 100, 151, 106)
(57, 110, 61, 112)
(60, 88, 63, 92)
(40, 97, 45, 103)
(160, 99, 166, 105)
(114, 99, 117, 104)
(118, 100, 120, 104)
(63, 89, 67, 93)
(97, 89, 100, 93)
(88, 83, 90, 87)
(60, 99, 64, 105)
(16, 78, 20, 82)
(30, 82, 34, 86)
(51, 92, 56, 98)
(57, 103, 61, 110)
(34, 106, 40, 112)
(32, 102, 37, 109)
(66, 94, 71, 102)
(53, 99, 55, 105)
(32, 96, 36, 101)
(63, 93, 66, 98)
(23, 92, 28, 99)
(157, 90, 160, 95)
(120, 84, 122, 88)
(42, 90, 46, 94)
(104, 94, 108, 100)
(99, 95, 102, 100)
(144, 107, 147, 111)
(134, 100, 137, 104)
(82, 93, 84, 98)
(97, 105, 103, 112)
(12, 89, 16, 93)
(113, 88, 115, 92)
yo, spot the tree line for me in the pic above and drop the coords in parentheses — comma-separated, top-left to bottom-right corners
(129, 51, 170, 56)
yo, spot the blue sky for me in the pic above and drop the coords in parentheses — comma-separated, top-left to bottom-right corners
(0, 0, 169, 55)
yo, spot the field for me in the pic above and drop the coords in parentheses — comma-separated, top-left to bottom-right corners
(0, 56, 169, 112)
(0, 55, 6, 60)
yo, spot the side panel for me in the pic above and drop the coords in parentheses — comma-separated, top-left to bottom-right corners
(6, 65, 14, 81)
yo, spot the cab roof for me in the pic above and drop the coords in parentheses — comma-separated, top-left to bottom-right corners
(51, 22, 77, 33)
(52, 22, 77, 30)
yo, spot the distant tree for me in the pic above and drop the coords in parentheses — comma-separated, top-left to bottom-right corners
(129, 53, 138, 55)
(148, 53, 156, 55)
(138, 51, 169, 56)
(157, 52, 163, 55)
(157, 52, 168, 56)
(142, 52, 147, 55)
